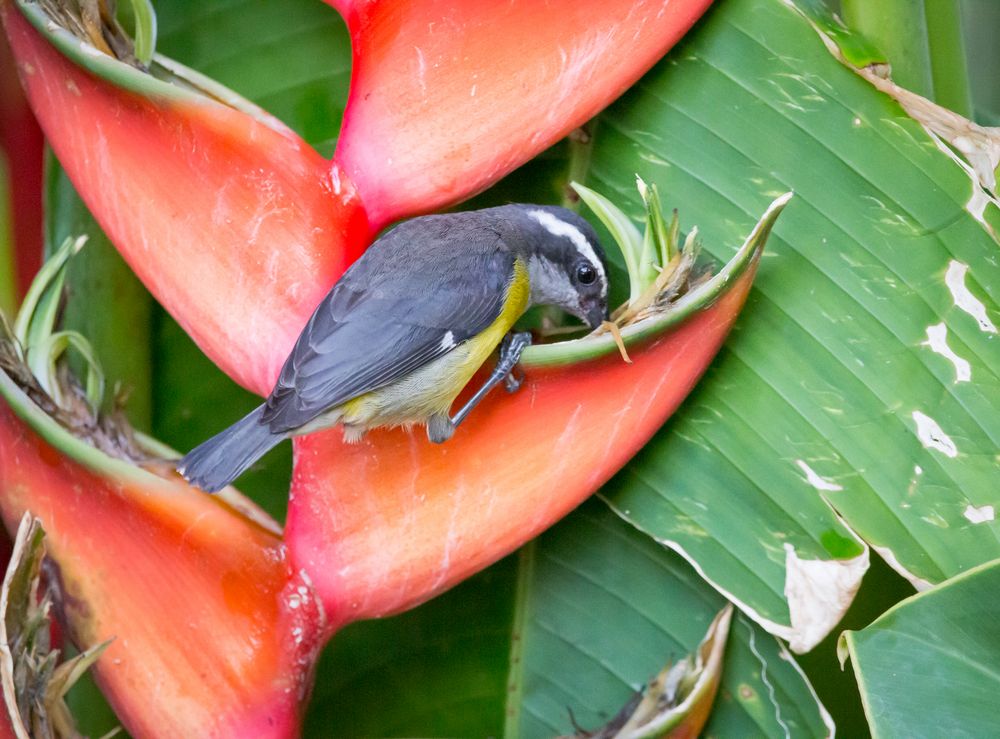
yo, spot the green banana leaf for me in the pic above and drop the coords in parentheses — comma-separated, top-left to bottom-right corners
(588, 0, 999, 652)
(841, 558, 1000, 737)
(962, 0, 1000, 125)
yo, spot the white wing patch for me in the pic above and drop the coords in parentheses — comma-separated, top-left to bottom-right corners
(439, 331, 456, 350)
(528, 209, 606, 294)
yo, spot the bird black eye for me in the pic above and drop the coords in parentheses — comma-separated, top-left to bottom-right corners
(576, 263, 597, 285)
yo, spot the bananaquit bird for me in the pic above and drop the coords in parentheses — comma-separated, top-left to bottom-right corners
(178, 204, 609, 493)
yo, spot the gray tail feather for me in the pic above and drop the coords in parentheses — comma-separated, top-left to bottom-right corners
(177, 405, 282, 493)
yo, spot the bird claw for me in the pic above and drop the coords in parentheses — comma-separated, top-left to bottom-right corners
(504, 369, 523, 393)
(497, 331, 531, 372)
(498, 332, 530, 392)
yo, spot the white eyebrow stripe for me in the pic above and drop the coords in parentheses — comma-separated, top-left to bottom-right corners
(528, 209, 606, 293)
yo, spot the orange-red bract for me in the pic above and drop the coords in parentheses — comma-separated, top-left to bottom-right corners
(287, 260, 759, 624)
(0, 389, 326, 738)
(2, 4, 370, 395)
(332, 0, 715, 225)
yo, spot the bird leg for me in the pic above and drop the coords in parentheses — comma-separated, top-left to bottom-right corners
(426, 331, 532, 443)
(451, 331, 532, 426)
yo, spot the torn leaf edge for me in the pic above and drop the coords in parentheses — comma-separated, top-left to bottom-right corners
(786, 0, 1000, 245)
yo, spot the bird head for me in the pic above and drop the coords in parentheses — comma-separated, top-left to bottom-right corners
(500, 204, 610, 329)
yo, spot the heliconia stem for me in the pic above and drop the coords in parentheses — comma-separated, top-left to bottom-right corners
(0, 27, 43, 302)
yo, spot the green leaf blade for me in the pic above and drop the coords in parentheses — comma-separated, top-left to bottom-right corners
(584, 0, 1000, 649)
(844, 559, 1000, 737)
(507, 501, 831, 738)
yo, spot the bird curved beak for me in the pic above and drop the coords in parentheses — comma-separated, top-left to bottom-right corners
(583, 300, 608, 330)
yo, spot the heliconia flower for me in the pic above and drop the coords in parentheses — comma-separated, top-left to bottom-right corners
(287, 195, 791, 624)
(0, 363, 326, 738)
(1, 0, 713, 394)
(0, 0, 775, 730)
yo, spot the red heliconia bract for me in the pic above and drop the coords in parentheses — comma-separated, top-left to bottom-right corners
(1, 3, 371, 395)
(330, 0, 715, 225)
(0, 376, 326, 738)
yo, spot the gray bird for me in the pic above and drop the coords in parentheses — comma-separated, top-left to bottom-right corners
(178, 204, 609, 492)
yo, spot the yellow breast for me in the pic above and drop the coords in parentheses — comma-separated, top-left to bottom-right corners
(338, 258, 531, 430)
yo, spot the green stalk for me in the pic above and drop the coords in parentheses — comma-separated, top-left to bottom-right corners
(0, 155, 16, 317)
(43, 155, 154, 430)
(562, 121, 595, 209)
(125, 0, 157, 66)
(923, 0, 972, 117)
(841, 0, 934, 98)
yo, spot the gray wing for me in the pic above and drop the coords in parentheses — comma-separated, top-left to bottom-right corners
(262, 230, 515, 433)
